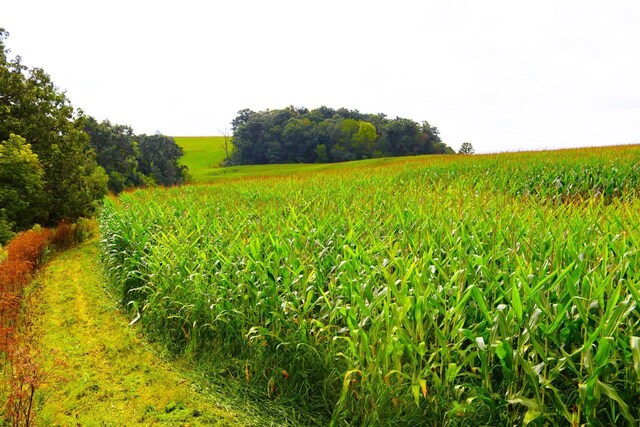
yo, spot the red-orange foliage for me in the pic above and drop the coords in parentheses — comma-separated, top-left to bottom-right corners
(2, 344, 41, 427)
(1, 227, 53, 425)
(0, 261, 30, 353)
(0, 260, 32, 290)
(1, 221, 89, 424)
(51, 221, 73, 250)
(5, 229, 52, 268)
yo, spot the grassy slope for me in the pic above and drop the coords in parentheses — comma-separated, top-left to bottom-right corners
(174, 136, 230, 182)
(31, 240, 260, 426)
(201, 157, 399, 180)
(176, 138, 640, 185)
(174, 135, 433, 183)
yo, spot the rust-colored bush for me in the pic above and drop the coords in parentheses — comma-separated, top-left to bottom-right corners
(0, 261, 31, 354)
(6, 229, 52, 268)
(51, 221, 75, 250)
(1, 223, 90, 424)
(51, 219, 96, 251)
(2, 343, 42, 427)
(0, 260, 32, 290)
(0, 223, 91, 425)
(0, 228, 54, 426)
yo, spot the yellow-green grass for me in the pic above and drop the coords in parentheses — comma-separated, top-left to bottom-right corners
(100, 144, 640, 425)
(174, 135, 452, 183)
(174, 136, 230, 182)
(30, 239, 264, 426)
(203, 156, 408, 180)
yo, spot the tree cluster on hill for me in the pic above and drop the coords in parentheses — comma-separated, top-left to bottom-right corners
(0, 29, 189, 243)
(83, 117, 188, 193)
(229, 106, 453, 165)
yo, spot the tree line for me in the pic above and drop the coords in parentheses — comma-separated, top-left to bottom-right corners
(0, 29, 187, 243)
(228, 106, 454, 165)
(83, 117, 188, 193)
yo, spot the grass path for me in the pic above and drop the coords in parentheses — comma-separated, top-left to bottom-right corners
(31, 240, 252, 426)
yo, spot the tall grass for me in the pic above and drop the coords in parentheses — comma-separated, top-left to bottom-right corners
(100, 145, 640, 425)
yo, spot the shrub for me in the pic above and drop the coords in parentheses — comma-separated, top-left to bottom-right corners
(6, 229, 52, 268)
(0, 220, 89, 425)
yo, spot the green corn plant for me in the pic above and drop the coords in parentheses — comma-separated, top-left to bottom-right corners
(99, 145, 640, 426)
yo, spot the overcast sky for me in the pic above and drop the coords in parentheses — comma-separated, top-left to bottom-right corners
(3, 1, 640, 153)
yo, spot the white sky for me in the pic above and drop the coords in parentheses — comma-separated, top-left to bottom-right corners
(3, 1, 640, 153)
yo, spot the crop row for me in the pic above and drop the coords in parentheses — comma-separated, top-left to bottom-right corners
(100, 146, 640, 425)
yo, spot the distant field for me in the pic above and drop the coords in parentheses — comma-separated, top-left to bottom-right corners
(175, 135, 437, 182)
(173, 136, 230, 182)
(203, 156, 410, 180)
(175, 137, 452, 182)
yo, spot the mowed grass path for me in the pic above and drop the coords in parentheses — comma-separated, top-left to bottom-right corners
(32, 240, 253, 426)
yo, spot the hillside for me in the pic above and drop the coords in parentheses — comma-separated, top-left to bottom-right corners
(174, 136, 230, 182)
(174, 135, 453, 183)
(175, 136, 450, 183)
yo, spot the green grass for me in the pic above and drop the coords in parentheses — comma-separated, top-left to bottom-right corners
(99, 145, 640, 426)
(174, 135, 431, 183)
(203, 157, 405, 180)
(31, 239, 276, 426)
(174, 136, 231, 182)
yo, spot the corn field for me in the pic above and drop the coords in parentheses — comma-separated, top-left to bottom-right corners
(99, 146, 640, 426)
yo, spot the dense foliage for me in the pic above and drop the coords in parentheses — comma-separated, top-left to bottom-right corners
(100, 145, 640, 426)
(84, 117, 188, 193)
(136, 133, 188, 187)
(0, 28, 189, 242)
(229, 106, 453, 165)
(0, 134, 44, 243)
(0, 29, 108, 243)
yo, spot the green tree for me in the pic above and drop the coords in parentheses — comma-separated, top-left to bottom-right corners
(229, 107, 454, 165)
(233, 112, 266, 164)
(84, 116, 145, 193)
(459, 142, 475, 154)
(338, 118, 360, 149)
(282, 117, 314, 162)
(0, 29, 108, 226)
(352, 121, 377, 159)
(137, 134, 187, 186)
(0, 134, 45, 243)
(314, 144, 328, 163)
(220, 128, 231, 160)
(378, 118, 421, 156)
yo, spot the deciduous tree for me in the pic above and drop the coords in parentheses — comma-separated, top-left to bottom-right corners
(459, 142, 475, 154)
(0, 29, 108, 227)
(0, 134, 44, 243)
(229, 106, 454, 165)
(137, 134, 187, 186)
(84, 116, 145, 193)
